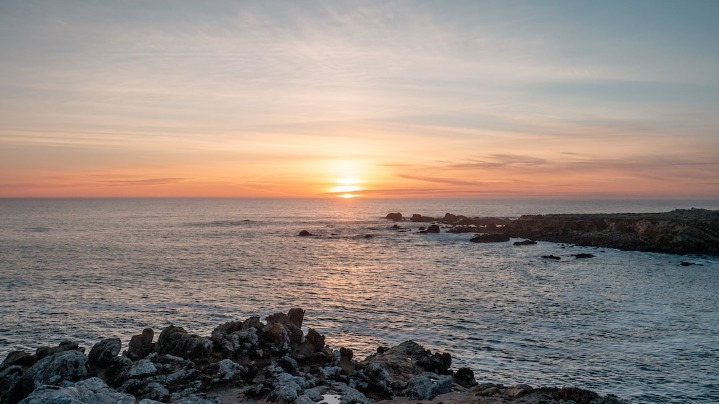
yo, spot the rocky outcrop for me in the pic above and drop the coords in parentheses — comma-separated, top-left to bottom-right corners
(397, 209, 719, 255)
(298, 230, 312, 236)
(1, 308, 626, 404)
(385, 213, 403, 221)
(506, 209, 719, 255)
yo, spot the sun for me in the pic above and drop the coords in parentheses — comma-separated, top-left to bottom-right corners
(330, 177, 361, 198)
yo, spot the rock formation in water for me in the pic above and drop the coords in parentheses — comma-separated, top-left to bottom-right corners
(0, 308, 626, 404)
(388, 209, 719, 255)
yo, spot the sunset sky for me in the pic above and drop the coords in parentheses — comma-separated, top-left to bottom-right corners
(1, 1, 718, 198)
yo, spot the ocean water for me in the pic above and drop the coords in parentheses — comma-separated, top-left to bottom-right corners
(1, 198, 718, 403)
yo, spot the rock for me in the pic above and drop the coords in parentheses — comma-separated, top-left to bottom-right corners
(0, 365, 26, 404)
(24, 350, 89, 389)
(88, 338, 121, 368)
(34, 340, 82, 361)
(104, 356, 132, 387)
(127, 328, 154, 360)
(453, 367, 477, 387)
(410, 214, 434, 223)
(156, 326, 212, 361)
(513, 239, 537, 246)
(426, 224, 440, 233)
(287, 307, 306, 328)
(470, 233, 510, 243)
(19, 377, 135, 404)
(573, 253, 595, 259)
(299, 230, 312, 236)
(385, 213, 403, 221)
(1, 351, 35, 369)
(126, 359, 157, 378)
(542, 255, 561, 260)
(361, 340, 452, 389)
(214, 359, 245, 382)
(506, 383, 533, 398)
(403, 372, 453, 400)
(138, 381, 170, 401)
(263, 322, 291, 354)
(553, 386, 600, 403)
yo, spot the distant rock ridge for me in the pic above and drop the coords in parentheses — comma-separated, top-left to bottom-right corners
(386, 209, 719, 255)
(0, 308, 626, 404)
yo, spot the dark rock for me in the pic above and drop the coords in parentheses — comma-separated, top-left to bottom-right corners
(404, 372, 453, 400)
(88, 338, 121, 368)
(470, 233, 510, 243)
(20, 377, 134, 404)
(410, 214, 434, 223)
(426, 224, 440, 233)
(1, 351, 35, 369)
(126, 328, 154, 360)
(680, 261, 702, 266)
(34, 340, 82, 361)
(453, 366, 477, 387)
(263, 322, 291, 354)
(391, 224, 400, 229)
(125, 358, 157, 378)
(364, 234, 373, 238)
(361, 340, 452, 390)
(553, 386, 600, 404)
(156, 326, 212, 362)
(24, 350, 89, 390)
(287, 308, 306, 328)
(104, 356, 132, 387)
(542, 255, 561, 260)
(0, 365, 26, 404)
(573, 253, 596, 259)
(385, 213, 403, 221)
(513, 239, 537, 246)
(299, 230, 312, 236)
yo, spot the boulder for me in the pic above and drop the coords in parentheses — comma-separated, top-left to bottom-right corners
(361, 341, 452, 388)
(453, 367, 477, 388)
(24, 350, 89, 389)
(542, 255, 561, 260)
(573, 253, 595, 259)
(1, 351, 35, 369)
(410, 214, 435, 223)
(404, 372, 453, 400)
(19, 377, 134, 404)
(426, 224, 440, 233)
(156, 326, 212, 362)
(385, 213, 403, 221)
(126, 328, 154, 360)
(88, 338, 121, 368)
(299, 230, 312, 236)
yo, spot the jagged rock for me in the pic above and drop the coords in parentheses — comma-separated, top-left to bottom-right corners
(361, 340, 452, 390)
(470, 233, 510, 243)
(287, 308, 305, 328)
(299, 230, 312, 236)
(410, 214, 434, 223)
(156, 326, 212, 361)
(138, 381, 170, 401)
(213, 359, 245, 382)
(0, 365, 26, 404)
(127, 328, 154, 360)
(453, 367, 477, 388)
(24, 350, 89, 389)
(385, 213, 403, 221)
(404, 372, 453, 400)
(89, 338, 121, 368)
(19, 377, 134, 404)
(426, 224, 440, 233)
(263, 322, 291, 354)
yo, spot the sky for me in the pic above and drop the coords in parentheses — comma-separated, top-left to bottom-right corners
(1, 0, 718, 198)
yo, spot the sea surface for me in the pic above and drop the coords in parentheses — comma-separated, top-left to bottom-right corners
(1, 198, 718, 403)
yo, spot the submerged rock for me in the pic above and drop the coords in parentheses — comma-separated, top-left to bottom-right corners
(385, 213, 403, 221)
(299, 230, 312, 236)
(470, 233, 510, 243)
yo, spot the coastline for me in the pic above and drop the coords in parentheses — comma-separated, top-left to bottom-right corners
(387, 208, 719, 256)
(0, 309, 626, 404)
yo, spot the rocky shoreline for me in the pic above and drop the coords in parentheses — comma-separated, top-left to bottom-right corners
(0, 309, 626, 403)
(386, 209, 719, 256)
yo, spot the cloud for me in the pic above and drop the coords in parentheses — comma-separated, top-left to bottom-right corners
(394, 174, 485, 187)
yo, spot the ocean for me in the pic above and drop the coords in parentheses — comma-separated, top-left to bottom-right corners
(1, 198, 718, 402)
